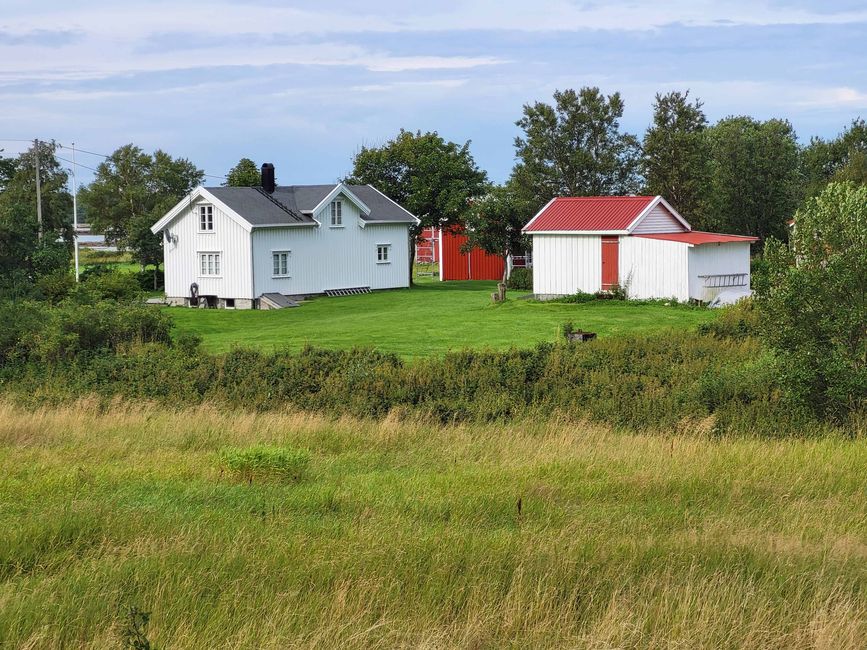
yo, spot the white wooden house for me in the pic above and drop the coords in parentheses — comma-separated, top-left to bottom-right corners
(522, 196, 758, 302)
(151, 164, 419, 308)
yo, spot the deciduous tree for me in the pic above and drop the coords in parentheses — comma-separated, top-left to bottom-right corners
(512, 87, 641, 206)
(462, 182, 532, 288)
(0, 141, 72, 290)
(705, 117, 800, 242)
(802, 119, 867, 196)
(755, 182, 866, 419)
(225, 158, 261, 187)
(347, 130, 488, 279)
(80, 145, 203, 286)
(642, 90, 711, 227)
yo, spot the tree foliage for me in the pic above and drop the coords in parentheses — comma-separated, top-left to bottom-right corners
(225, 158, 261, 187)
(462, 183, 532, 284)
(80, 145, 203, 280)
(513, 87, 641, 206)
(802, 119, 867, 197)
(642, 90, 710, 227)
(755, 182, 866, 419)
(705, 117, 801, 242)
(0, 141, 72, 290)
(347, 130, 488, 278)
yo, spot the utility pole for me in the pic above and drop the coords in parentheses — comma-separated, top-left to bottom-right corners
(72, 142, 80, 281)
(34, 138, 43, 242)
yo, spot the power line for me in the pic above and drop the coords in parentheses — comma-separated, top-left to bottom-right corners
(56, 142, 227, 180)
(56, 155, 101, 174)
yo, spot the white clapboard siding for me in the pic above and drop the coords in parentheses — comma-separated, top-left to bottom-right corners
(162, 197, 253, 299)
(252, 219, 410, 295)
(531, 234, 601, 296)
(619, 237, 689, 302)
(631, 203, 686, 234)
(688, 242, 751, 301)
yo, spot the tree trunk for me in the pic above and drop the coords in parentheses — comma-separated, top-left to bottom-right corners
(153, 267, 158, 291)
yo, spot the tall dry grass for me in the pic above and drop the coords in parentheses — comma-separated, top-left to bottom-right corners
(0, 400, 865, 648)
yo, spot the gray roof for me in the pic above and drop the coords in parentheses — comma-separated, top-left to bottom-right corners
(205, 184, 416, 227)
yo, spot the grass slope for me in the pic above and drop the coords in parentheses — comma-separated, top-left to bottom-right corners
(1, 403, 865, 648)
(168, 280, 714, 358)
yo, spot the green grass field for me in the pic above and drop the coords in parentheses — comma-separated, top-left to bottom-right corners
(168, 280, 715, 358)
(1, 402, 864, 648)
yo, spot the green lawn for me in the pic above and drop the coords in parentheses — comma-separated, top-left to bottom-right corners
(168, 280, 715, 358)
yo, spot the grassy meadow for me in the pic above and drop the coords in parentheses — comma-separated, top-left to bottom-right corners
(168, 279, 715, 358)
(1, 401, 865, 649)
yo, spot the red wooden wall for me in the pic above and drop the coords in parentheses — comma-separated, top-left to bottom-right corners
(440, 228, 505, 281)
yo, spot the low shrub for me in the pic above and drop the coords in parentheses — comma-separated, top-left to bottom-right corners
(507, 268, 532, 291)
(81, 270, 141, 301)
(135, 268, 164, 291)
(219, 445, 310, 483)
(698, 298, 760, 340)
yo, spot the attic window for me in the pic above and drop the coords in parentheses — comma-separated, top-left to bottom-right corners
(199, 205, 214, 231)
(330, 200, 342, 226)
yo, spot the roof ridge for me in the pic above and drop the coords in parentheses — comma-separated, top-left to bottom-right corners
(253, 187, 305, 223)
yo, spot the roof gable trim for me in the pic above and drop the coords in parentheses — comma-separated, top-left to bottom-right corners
(312, 183, 371, 217)
(625, 196, 691, 233)
(150, 187, 253, 234)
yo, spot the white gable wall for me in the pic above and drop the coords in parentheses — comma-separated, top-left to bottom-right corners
(252, 193, 410, 295)
(688, 242, 751, 302)
(531, 234, 601, 297)
(162, 197, 253, 300)
(631, 203, 687, 234)
(619, 237, 690, 302)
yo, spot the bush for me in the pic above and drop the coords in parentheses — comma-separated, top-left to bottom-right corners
(81, 270, 141, 301)
(136, 268, 164, 291)
(697, 298, 760, 340)
(507, 268, 533, 291)
(35, 271, 75, 304)
(219, 446, 310, 483)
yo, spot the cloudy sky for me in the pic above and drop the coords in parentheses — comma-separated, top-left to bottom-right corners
(2, 0, 866, 185)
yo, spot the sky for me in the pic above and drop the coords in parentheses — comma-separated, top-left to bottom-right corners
(2, 0, 866, 186)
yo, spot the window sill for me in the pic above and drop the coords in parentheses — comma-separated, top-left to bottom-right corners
(271, 275, 292, 279)
(376, 261, 391, 265)
(198, 275, 222, 279)
(197, 230, 215, 234)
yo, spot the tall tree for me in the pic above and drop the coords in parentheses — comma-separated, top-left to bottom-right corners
(705, 117, 801, 242)
(755, 182, 866, 419)
(642, 90, 711, 227)
(347, 129, 488, 279)
(0, 141, 72, 286)
(512, 87, 641, 207)
(462, 182, 532, 287)
(225, 158, 261, 187)
(80, 145, 203, 286)
(802, 119, 867, 196)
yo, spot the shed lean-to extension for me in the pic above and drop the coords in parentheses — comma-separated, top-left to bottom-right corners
(522, 196, 758, 302)
(150, 164, 419, 309)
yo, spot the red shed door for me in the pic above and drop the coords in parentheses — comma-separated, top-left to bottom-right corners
(601, 236, 619, 290)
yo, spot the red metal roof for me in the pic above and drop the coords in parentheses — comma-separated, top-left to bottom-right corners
(635, 231, 759, 245)
(524, 196, 657, 232)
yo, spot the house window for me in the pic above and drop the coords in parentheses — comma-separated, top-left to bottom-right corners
(199, 252, 221, 276)
(330, 200, 342, 226)
(199, 205, 214, 231)
(272, 251, 290, 277)
(376, 244, 391, 263)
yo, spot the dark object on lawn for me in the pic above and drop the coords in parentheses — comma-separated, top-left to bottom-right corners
(562, 321, 596, 342)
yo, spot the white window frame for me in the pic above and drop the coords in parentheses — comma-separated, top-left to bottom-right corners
(272, 250, 291, 278)
(376, 243, 391, 264)
(198, 251, 222, 277)
(198, 204, 214, 232)
(330, 200, 343, 227)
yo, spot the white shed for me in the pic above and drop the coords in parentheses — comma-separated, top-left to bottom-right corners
(151, 164, 419, 308)
(522, 196, 757, 302)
